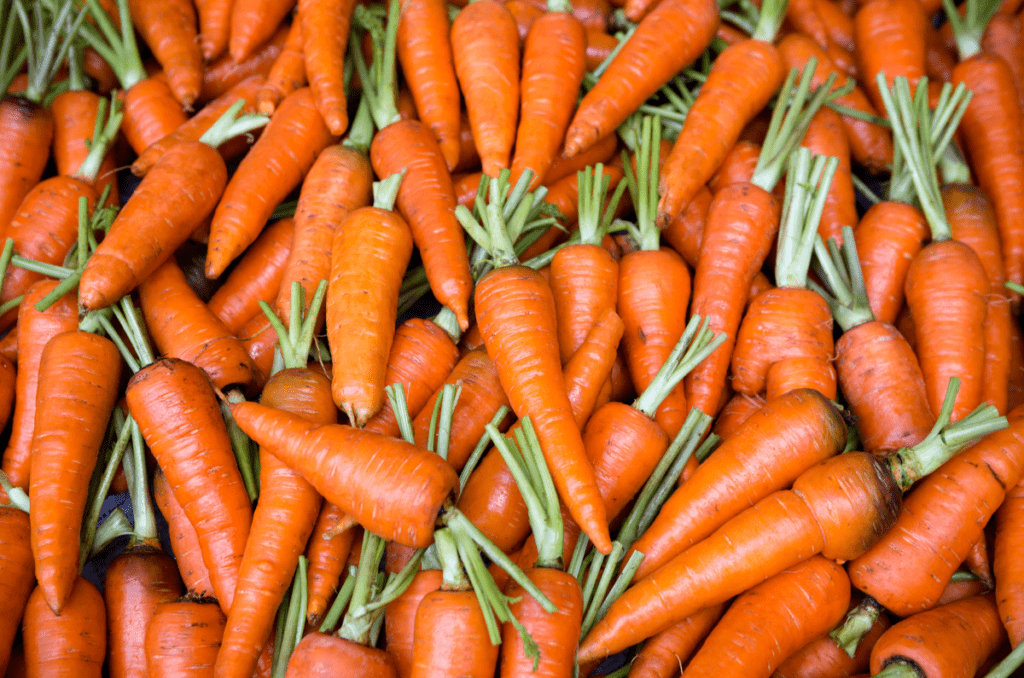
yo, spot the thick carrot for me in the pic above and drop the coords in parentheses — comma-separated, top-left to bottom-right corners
(1, 283, 77, 490)
(628, 605, 725, 678)
(563, 0, 719, 160)
(51, 90, 119, 204)
(139, 258, 259, 391)
(0, 97, 53, 239)
(298, 0, 355, 136)
(680, 557, 851, 678)
(256, 18, 305, 115)
(995, 477, 1024, 645)
(120, 75, 189, 155)
(708, 140, 762, 194)
(410, 588, 498, 677)
(229, 0, 297, 61)
(154, 468, 215, 596)
(201, 25, 289, 103)
(451, 0, 520, 177)
(286, 632, 398, 677)
(853, 203, 930, 325)
(0, 508, 32, 676)
(853, 0, 927, 111)
(195, 0, 234, 60)
(127, 358, 253, 612)
(145, 600, 227, 676)
(384, 570, 444, 678)
(129, 0, 202, 107)
(22, 578, 105, 678)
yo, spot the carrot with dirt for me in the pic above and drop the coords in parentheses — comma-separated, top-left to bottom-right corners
(680, 557, 851, 678)
(128, 0, 202, 107)
(577, 381, 1006, 663)
(256, 16, 305, 115)
(812, 226, 935, 453)
(154, 468, 214, 597)
(22, 577, 106, 678)
(230, 0, 296, 61)
(298, 0, 356, 135)
(195, 0, 234, 60)
(80, 101, 267, 310)
(206, 87, 333, 279)
(146, 599, 227, 676)
(655, 0, 787, 224)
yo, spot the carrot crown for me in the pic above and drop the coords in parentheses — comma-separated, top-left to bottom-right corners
(80, 0, 146, 91)
(829, 597, 883, 658)
(576, 164, 628, 247)
(620, 115, 662, 251)
(885, 377, 1006, 492)
(261, 280, 328, 372)
(877, 75, 972, 242)
(546, 0, 573, 10)
(943, 0, 1001, 60)
(751, 0, 788, 42)
(0, 470, 29, 513)
(811, 225, 876, 331)
(351, 0, 402, 132)
(198, 98, 270, 150)
(12, 0, 88, 104)
(74, 93, 123, 184)
(775, 148, 839, 288)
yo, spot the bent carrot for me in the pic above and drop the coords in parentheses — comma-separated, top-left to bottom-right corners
(628, 605, 725, 678)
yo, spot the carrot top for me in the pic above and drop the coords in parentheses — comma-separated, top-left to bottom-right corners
(0, 4, 27, 93)
(271, 555, 310, 674)
(576, 164, 628, 247)
(350, 0, 401, 133)
(812, 225, 876, 331)
(197, 98, 270, 149)
(260, 280, 329, 372)
(985, 639, 1024, 678)
(80, 0, 146, 91)
(0, 470, 30, 514)
(619, 115, 662, 251)
(944, 0, 1001, 59)
(751, 0, 788, 43)
(775, 147, 839, 288)
(73, 93, 123, 185)
(830, 597, 883, 658)
(79, 407, 134, 568)
(11, 0, 87, 103)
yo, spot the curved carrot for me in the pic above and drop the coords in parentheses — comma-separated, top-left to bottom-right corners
(129, 0, 203, 107)
(0, 508, 32, 676)
(146, 600, 227, 676)
(298, 0, 355, 136)
(195, 0, 234, 60)
(229, 0, 297, 61)
(22, 578, 105, 678)
(154, 468, 215, 596)
(854, 202, 929, 325)
(256, 18, 305, 116)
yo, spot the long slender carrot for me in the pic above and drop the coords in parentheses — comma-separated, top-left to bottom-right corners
(0, 507, 32, 676)
(146, 599, 227, 676)
(229, 0, 296, 61)
(256, 17, 305, 115)
(128, 0, 202, 107)
(154, 468, 215, 597)
(195, 0, 234, 60)
(628, 605, 725, 678)
(201, 24, 289, 103)
(22, 578, 105, 678)
(298, 0, 355, 136)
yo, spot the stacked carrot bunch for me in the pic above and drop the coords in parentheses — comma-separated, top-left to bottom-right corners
(4, 0, 1024, 675)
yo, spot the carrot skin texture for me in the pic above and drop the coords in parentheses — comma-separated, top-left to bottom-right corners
(120, 77, 189, 156)
(371, 120, 473, 330)
(229, 0, 296, 62)
(628, 389, 846, 580)
(853, 202, 929, 325)
(304, 507, 356, 626)
(996, 478, 1024, 645)
(475, 265, 612, 553)
(500, 568, 583, 677)
(154, 469, 215, 597)
(127, 359, 253, 613)
(563, 0, 719, 159)
(195, 0, 234, 60)
(286, 633, 398, 677)
(0, 98, 52, 239)
(104, 544, 184, 678)
(628, 605, 725, 678)
(662, 185, 712, 267)
(51, 90, 119, 202)
(80, 141, 228, 310)
(410, 590, 499, 678)
(201, 25, 290, 104)
(712, 392, 765, 439)
(129, 0, 203, 107)
(23, 578, 105, 678)
(800, 107, 857, 244)
(384, 570, 444, 678)
(853, 0, 927, 112)
(682, 557, 851, 678)
(298, 0, 355, 136)
(868, 594, 1005, 677)
(0, 508, 33, 675)
(256, 18, 305, 116)
(145, 600, 227, 677)
(773, 605, 891, 678)
(657, 40, 785, 223)
(206, 87, 334, 279)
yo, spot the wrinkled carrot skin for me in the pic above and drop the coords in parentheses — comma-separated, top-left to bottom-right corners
(195, 0, 234, 60)
(683, 557, 851, 678)
(0, 98, 52, 238)
(712, 392, 765, 439)
(868, 594, 1005, 677)
(120, 76, 189, 156)
(564, 0, 719, 160)
(953, 54, 1024, 296)
(657, 39, 785, 223)
(23, 578, 105, 678)
(685, 183, 780, 419)
(0, 509, 32, 676)
(475, 265, 612, 553)
(207, 87, 334, 279)
(628, 605, 725, 678)
(201, 25, 289, 104)
(451, 0, 520, 178)
(996, 478, 1024, 645)
(371, 120, 474, 329)
(105, 544, 184, 678)
(628, 389, 847, 580)
(30, 332, 121, 615)
(853, 0, 927, 111)
(146, 600, 227, 676)
(130, 0, 203, 107)
(298, 0, 355, 136)
(411, 590, 498, 677)
(140, 259, 259, 391)
(286, 633, 397, 677)
(397, 0, 461, 169)
(905, 240, 989, 421)
(218, 369, 336, 678)
(81, 141, 228, 311)
(849, 407, 1024, 616)
(579, 453, 902, 663)
(257, 18, 305, 116)
(1, 283, 77, 490)
(853, 202, 929, 325)
(229, 0, 297, 62)
(500, 568, 583, 678)
(835, 321, 933, 453)
(154, 468, 215, 597)
(305, 509, 356, 626)
(774, 603, 891, 678)
(128, 359, 253, 613)
(208, 218, 294, 336)
(132, 75, 265, 176)
(230, 401, 460, 548)
(778, 34, 893, 173)
(50, 90, 119, 203)
(385, 570, 443, 678)
(708, 140, 761, 194)
(552, 244, 619, 366)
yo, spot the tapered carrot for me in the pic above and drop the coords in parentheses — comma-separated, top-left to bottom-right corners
(854, 0, 927, 111)
(628, 605, 725, 678)
(206, 88, 333, 279)
(298, 0, 355, 135)
(154, 468, 215, 596)
(195, 0, 234, 59)
(256, 17, 305, 115)
(128, 0, 202, 107)
(201, 25, 289, 103)
(853, 202, 930, 325)
(563, 0, 719, 160)
(305, 505, 357, 626)
(146, 599, 227, 676)
(229, 0, 296, 61)
(0, 507, 32, 676)
(22, 578, 105, 678)
(681, 557, 851, 678)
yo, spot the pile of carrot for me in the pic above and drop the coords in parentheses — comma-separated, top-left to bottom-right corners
(5, 0, 1024, 675)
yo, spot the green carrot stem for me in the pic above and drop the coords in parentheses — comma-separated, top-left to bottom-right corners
(318, 566, 358, 633)
(775, 149, 839, 288)
(75, 94, 123, 184)
(829, 597, 882, 658)
(88, 508, 133, 560)
(811, 225, 875, 331)
(385, 383, 417, 444)
(272, 557, 309, 678)
(81, 0, 146, 89)
(458, 406, 511, 492)
(123, 417, 157, 541)
(80, 412, 133, 569)
(222, 392, 259, 502)
(984, 641, 1024, 678)
(372, 171, 406, 211)
(619, 116, 661, 251)
(199, 99, 269, 149)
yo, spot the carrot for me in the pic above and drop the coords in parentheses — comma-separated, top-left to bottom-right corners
(129, 0, 202, 107)
(206, 87, 333, 279)
(853, 0, 927, 111)
(154, 468, 215, 597)
(195, 0, 233, 60)
(0, 356, 14, 441)
(627, 388, 846, 581)
(711, 392, 765, 439)
(926, 23, 957, 81)
(256, 17, 305, 116)
(577, 384, 1005, 663)
(127, 357, 254, 613)
(81, 101, 267, 310)
(146, 599, 227, 676)
(563, 0, 718, 161)
(131, 74, 266, 176)
(1, 282, 77, 490)
(995, 478, 1024, 646)
(451, 0, 520, 177)
(201, 24, 290, 103)
(208, 218, 294, 336)
(544, 133, 618, 187)
(868, 594, 1005, 677)
(801, 107, 857, 244)
(454, 111, 482, 172)
(655, 0, 787, 224)
(298, 0, 355, 136)
(774, 598, 892, 678)
(982, 14, 1024, 115)
(708, 140, 762, 194)
(50, 86, 119, 205)
(22, 578, 105, 678)
(120, 75, 191, 155)
(507, 0, 546, 42)
(0, 111, 51, 241)
(287, 632, 398, 677)
(0, 506, 32, 676)
(305, 504, 357, 626)
(384, 569, 443, 678)
(230, 0, 296, 61)
(965, 533, 994, 587)
(410, 576, 498, 676)
(680, 557, 850, 678)
(628, 605, 725, 678)
(0, 327, 15, 364)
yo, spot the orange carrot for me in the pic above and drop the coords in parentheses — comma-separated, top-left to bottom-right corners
(154, 468, 215, 597)
(305, 507, 357, 626)
(853, 0, 927, 112)
(120, 75, 189, 155)
(22, 578, 105, 678)
(995, 477, 1024, 646)
(256, 17, 305, 116)
(800, 107, 857, 244)
(146, 599, 227, 676)
(51, 89, 119, 204)
(773, 599, 892, 678)
(384, 569, 443, 678)
(229, 0, 297, 62)
(128, 0, 202, 107)
(195, 0, 234, 60)
(201, 24, 289, 103)
(853, 202, 930, 325)
(628, 605, 725, 678)
(0, 507, 32, 676)
(298, 0, 355, 136)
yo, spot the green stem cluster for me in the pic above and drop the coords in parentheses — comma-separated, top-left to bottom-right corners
(775, 148, 839, 288)
(811, 225, 875, 331)
(633, 315, 727, 417)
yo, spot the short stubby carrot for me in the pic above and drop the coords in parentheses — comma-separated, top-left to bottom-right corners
(23, 578, 106, 678)
(773, 600, 891, 678)
(410, 589, 498, 677)
(286, 632, 398, 677)
(298, 0, 356, 136)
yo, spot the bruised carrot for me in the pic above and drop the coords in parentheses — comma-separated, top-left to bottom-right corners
(154, 468, 214, 596)
(22, 578, 105, 678)
(128, 0, 202, 107)
(256, 18, 305, 116)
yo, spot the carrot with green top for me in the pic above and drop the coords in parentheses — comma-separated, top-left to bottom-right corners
(773, 598, 891, 678)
